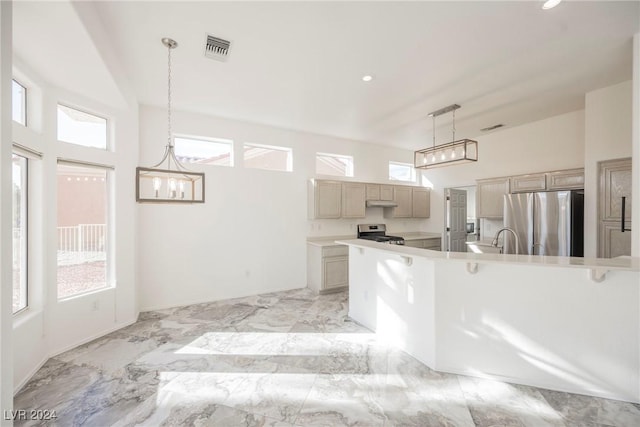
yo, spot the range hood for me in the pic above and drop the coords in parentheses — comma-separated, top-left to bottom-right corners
(366, 200, 398, 208)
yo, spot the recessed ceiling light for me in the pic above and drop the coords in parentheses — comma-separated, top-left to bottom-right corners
(542, 0, 562, 10)
(362, 75, 373, 82)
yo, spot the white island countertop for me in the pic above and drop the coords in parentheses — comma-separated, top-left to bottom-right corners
(345, 237, 640, 402)
(336, 238, 640, 271)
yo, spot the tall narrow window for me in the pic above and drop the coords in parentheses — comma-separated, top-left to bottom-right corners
(174, 135, 233, 166)
(57, 104, 108, 150)
(57, 163, 110, 299)
(243, 143, 292, 172)
(12, 80, 27, 126)
(12, 154, 28, 313)
(316, 153, 354, 177)
(389, 161, 416, 182)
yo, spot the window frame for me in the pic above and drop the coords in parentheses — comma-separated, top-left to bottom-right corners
(56, 160, 114, 300)
(243, 142, 293, 172)
(315, 152, 354, 178)
(56, 103, 110, 151)
(173, 134, 234, 167)
(389, 161, 417, 183)
(12, 79, 27, 126)
(12, 153, 28, 314)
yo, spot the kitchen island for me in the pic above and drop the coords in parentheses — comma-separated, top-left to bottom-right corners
(336, 239, 640, 403)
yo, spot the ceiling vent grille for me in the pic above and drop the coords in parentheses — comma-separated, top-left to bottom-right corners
(204, 34, 231, 61)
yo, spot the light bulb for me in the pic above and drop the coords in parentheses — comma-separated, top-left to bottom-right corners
(168, 178, 177, 198)
(430, 154, 436, 163)
(451, 150, 456, 159)
(179, 180, 185, 199)
(440, 152, 446, 161)
(153, 177, 162, 198)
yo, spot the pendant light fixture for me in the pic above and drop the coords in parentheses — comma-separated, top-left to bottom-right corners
(136, 38, 205, 203)
(414, 104, 478, 169)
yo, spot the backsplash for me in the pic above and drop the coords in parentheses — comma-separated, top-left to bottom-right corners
(307, 208, 428, 237)
(480, 218, 504, 241)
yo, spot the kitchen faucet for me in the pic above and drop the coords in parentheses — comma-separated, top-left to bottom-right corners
(491, 227, 519, 255)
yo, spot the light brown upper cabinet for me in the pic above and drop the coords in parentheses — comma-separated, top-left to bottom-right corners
(380, 185, 394, 201)
(547, 168, 585, 190)
(366, 184, 380, 201)
(341, 182, 366, 218)
(308, 180, 342, 219)
(385, 186, 413, 218)
(412, 188, 431, 218)
(366, 184, 394, 201)
(510, 173, 547, 193)
(476, 177, 510, 218)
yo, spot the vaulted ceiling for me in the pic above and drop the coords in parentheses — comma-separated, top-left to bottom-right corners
(12, 1, 640, 149)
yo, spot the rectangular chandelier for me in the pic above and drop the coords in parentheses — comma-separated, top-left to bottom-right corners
(135, 37, 206, 204)
(415, 138, 478, 169)
(414, 103, 478, 169)
(136, 167, 205, 203)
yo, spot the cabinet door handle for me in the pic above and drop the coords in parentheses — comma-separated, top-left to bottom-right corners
(621, 197, 631, 232)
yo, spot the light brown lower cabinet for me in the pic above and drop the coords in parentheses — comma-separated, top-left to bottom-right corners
(307, 244, 349, 294)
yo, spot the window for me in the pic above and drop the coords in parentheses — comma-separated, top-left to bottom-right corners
(12, 154, 28, 313)
(12, 80, 26, 126)
(57, 104, 108, 150)
(389, 161, 416, 182)
(316, 153, 354, 177)
(174, 135, 233, 166)
(57, 163, 110, 299)
(243, 143, 292, 172)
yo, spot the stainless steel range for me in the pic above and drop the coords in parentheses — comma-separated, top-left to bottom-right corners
(357, 224, 405, 245)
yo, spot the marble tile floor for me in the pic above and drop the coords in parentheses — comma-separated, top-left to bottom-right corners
(14, 288, 640, 427)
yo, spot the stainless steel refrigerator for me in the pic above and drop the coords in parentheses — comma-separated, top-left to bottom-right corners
(503, 191, 584, 256)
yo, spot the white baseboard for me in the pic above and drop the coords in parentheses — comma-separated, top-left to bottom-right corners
(13, 356, 49, 396)
(14, 317, 138, 396)
(140, 285, 305, 312)
(435, 363, 640, 404)
(49, 317, 138, 358)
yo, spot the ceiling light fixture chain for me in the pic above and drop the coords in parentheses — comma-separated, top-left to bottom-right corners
(452, 108, 456, 142)
(167, 37, 173, 148)
(135, 38, 205, 203)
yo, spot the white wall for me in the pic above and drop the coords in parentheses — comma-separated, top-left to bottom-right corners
(137, 106, 423, 310)
(0, 0, 14, 416)
(632, 34, 640, 257)
(419, 110, 586, 237)
(10, 62, 139, 391)
(584, 81, 633, 258)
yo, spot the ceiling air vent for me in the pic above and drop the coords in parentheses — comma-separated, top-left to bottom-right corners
(481, 124, 504, 132)
(204, 34, 231, 61)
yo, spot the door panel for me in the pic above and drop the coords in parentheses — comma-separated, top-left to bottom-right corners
(598, 158, 632, 258)
(447, 189, 467, 252)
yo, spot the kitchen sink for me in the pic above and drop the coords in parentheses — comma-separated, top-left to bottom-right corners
(465, 242, 503, 254)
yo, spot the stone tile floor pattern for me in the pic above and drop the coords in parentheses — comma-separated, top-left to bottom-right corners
(14, 288, 640, 426)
